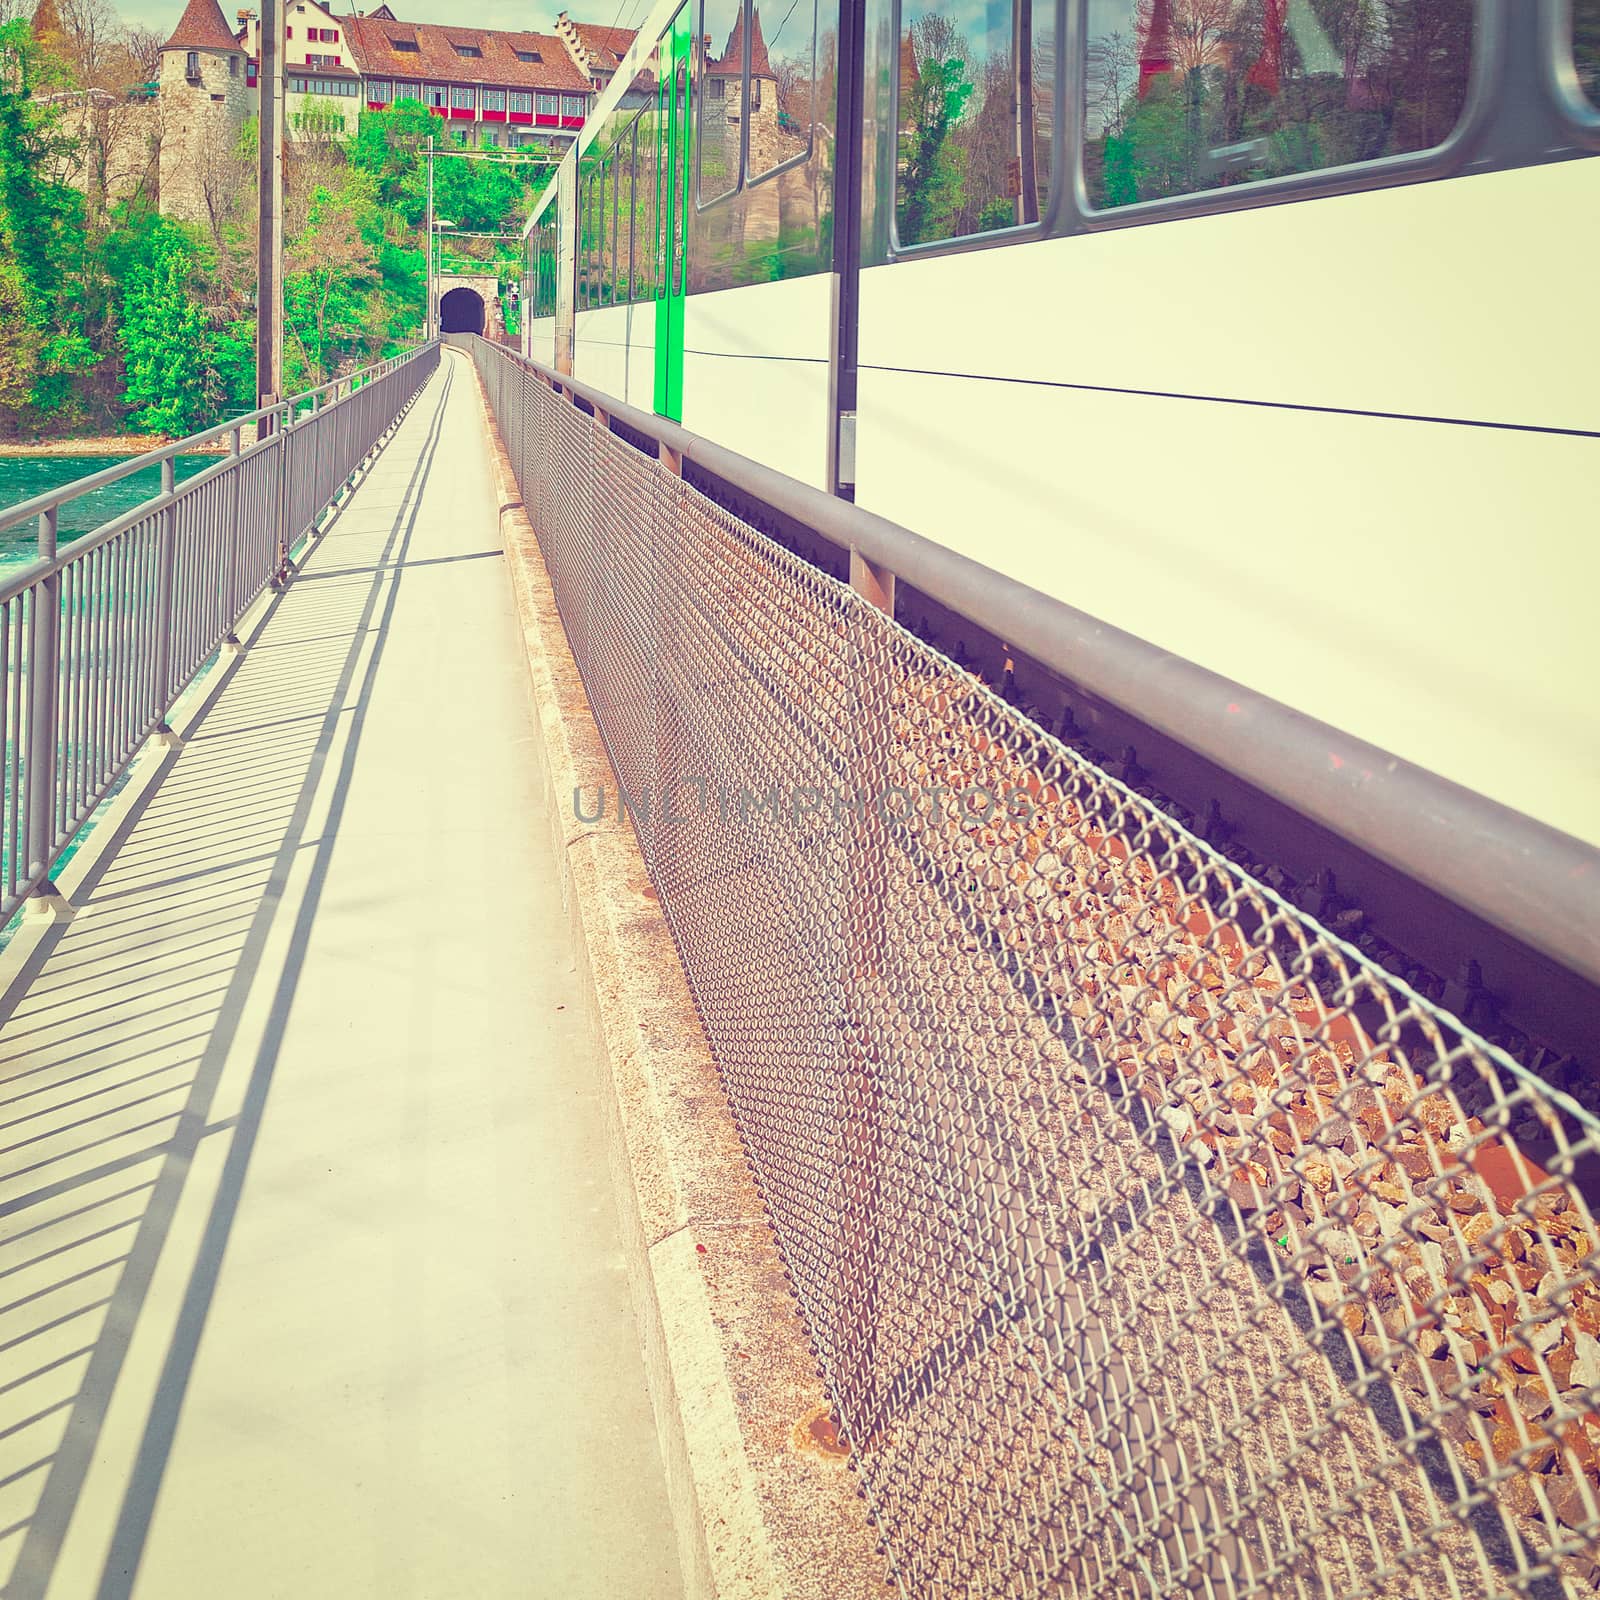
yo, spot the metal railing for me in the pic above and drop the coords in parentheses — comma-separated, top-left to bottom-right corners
(0, 341, 440, 922)
(468, 336, 1600, 1599)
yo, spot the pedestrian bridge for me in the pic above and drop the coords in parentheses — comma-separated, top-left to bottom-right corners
(1, 342, 1598, 1600)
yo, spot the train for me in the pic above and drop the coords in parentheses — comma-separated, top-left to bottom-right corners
(519, 0, 1600, 853)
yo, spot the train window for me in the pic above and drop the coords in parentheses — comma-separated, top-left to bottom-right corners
(747, 0, 816, 182)
(592, 161, 608, 306)
(894, 0, 1054, 248)
(579, 167, 597, 310)
(698, 0, 743, 203)
(609, 149, 624, 303)
(1573, 0, 1600, 109)
(1083, 0, 1474, 212)
(633, 115, 657, 300)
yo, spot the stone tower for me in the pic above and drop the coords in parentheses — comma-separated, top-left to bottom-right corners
(158, 0, 250, 222)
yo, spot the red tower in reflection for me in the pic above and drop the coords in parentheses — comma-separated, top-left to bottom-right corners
(1245, 0, 1285, 95)
(1137, 0, 1175, 97)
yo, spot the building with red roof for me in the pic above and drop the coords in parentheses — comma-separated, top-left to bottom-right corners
(152, 0, 651, 219)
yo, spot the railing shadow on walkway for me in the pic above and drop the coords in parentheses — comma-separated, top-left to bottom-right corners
(0, 363, 454, 1600)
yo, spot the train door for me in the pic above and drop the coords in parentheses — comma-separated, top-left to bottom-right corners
(653, 8, 691, 421)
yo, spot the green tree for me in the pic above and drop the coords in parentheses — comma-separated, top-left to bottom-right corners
(0, 256, 37, 413)
(118, 221, 213, 434)
(897, 49, 973, 246)
(0, 17, 95, 431)
(285, 166, 385, 385)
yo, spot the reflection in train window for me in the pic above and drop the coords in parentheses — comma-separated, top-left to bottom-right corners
(748, 0, 817, 182)
(895, 0, 1054, 248)
(699, 0, 744, 203)
(1082, 0, 1474, 212)
(1574, 0, 1600, 109)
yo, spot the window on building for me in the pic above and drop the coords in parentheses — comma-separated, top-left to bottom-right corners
(427, 83, 447, 106)
(1081, 0, 1471, 214)
(1571, 0, 1600, 109)
(289, 75, 306, 91)
(285, 26, 292, 38)
(454, 43, 482, 57)
(896, 0, 1054, 246)
(483, 87, 506, 111)
(561, 93, 586, 118)
(451, 85, 475, 109)
(390, 37, 419, 52)
(516, 49, 539, 62)
(709, 77, 723, 99)
(483, 126, 501, 145)
(536, 91, 558, 116)
(368, 78, 393, 102)
(229, 53, 239, 76)
(509, 90, 532, 113)
(186, 49, 199, 77)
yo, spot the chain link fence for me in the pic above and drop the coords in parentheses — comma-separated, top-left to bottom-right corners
(471, 339, 1600, 1600)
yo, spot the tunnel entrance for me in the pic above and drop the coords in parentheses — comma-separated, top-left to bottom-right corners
(440, 286, 485, 335)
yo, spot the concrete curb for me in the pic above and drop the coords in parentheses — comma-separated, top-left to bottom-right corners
(465, 355, 889, 1600)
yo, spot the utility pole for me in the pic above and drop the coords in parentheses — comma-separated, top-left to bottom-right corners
(255, 0, 284, 409)
(425, 135, 434, 339)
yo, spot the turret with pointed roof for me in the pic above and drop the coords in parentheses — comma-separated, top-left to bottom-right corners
(713, 7, 775, 80)
(163, 0, 243, 56)
(157, 0, 246, 224)
(1136, 0, 1174, 97)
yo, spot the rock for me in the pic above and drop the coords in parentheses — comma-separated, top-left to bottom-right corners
(1548, 1469, 1595, 1529)
(1394, 1144, 1436, 1181)
(1527, 1316, 1565, 1356)
(1571, 1330, 1600, 1393)
(1512, 1379, 1554, 1422)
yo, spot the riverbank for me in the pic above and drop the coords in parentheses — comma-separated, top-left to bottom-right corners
(0, 435, 228, 458)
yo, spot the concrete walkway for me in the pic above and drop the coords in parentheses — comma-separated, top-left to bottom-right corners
(0, 352, 685, 1599)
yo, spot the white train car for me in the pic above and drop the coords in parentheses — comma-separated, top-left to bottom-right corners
(523, 0, 1600, 850)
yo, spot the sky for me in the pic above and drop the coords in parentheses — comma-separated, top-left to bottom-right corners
(116, 0, 655, 43)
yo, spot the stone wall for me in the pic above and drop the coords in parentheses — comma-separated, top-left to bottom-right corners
(700, 82, 804, 245)
(45, 93, 159, 204)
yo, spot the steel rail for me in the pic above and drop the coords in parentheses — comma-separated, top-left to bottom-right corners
(480, 338, 1599, 992)
(0, 340, 441, 921)
(0, 344, 430, 540)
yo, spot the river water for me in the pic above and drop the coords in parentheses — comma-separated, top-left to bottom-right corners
(0, 454, 216, 569)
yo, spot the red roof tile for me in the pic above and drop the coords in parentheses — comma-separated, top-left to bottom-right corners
(570, 21, 636, 71)
(710, 8, 774, 79)
(343, 14, 591, 92)
(164, 0, 241, 55)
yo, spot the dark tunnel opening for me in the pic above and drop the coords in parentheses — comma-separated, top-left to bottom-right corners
(440, 287, 485, 335)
